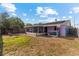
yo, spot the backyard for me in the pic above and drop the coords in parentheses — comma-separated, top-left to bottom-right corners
(0, 34, 79, 56)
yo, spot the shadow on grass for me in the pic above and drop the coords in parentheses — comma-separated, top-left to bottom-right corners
(0, 34, 3, 56)
(59, 36, 76, 40)
(36, 35, 77, 40)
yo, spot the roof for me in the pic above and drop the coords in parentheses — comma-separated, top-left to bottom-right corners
(35, 20, 70, 25)
(25, 20, 71, 27)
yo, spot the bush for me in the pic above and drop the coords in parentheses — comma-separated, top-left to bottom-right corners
(67, 27, 77, 37)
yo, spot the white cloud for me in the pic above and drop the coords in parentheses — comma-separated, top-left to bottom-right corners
(26, 18, 35, 21)
(36, 7, 43, 15)
(26, 19, 29, 21)
(62, 16, 66, 19)
(38, 17, 56, 23)
(69, 11, 73, 14)
(40, 15, 48, 17)
(72, 7, 79, 13)
(32, 19, 35, 21)
(62, 16, 70, 20)
(22, 13, 27, 16)
(46, 18, 56, 22)
(1, 3, 16, 13)
(68, 16, 72, 19)
(45, 8, 58, 15)
(36, 7, 58, 17)
(11, 13, 17, 16)
(0, 3, 17, 16)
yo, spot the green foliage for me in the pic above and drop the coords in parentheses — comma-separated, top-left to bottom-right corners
(0, 12, 24, 34)
(4, 35, 31, 47)
(8, 17, 24, 29)
(68, 26, 77, 37)
(0, 12, 9, 29)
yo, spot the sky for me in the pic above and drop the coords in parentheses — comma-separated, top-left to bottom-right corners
(0, 3, 79, 27)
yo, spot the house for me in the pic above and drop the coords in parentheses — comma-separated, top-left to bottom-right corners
(25, 20, 71, 37)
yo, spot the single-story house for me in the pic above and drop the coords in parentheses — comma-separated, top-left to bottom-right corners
(25, 20, 71, 37)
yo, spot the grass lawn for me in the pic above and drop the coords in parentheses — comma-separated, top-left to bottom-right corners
(1, 34, 79, 56)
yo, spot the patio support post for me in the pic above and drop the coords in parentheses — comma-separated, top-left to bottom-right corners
(32, 26, 33, 33)
(25, 28, 27, 34)
(37, 27, 39, 36)
(36, 27, 39, 36)
(43, 26, 44, 34)
(38, 27, 39, 32)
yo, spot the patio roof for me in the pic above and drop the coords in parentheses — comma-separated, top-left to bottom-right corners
(25, 20, 71, 28)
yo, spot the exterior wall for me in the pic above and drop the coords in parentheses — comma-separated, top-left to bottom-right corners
(33, 27, 38, 33)
(47, 26, 59, 36)
(60, 25, 67, 37)
(26, 26, 69, 37)
(25, 20, 71, 37)
(47, 27, 55, 33)
(77, 28, 79, 37)
(26, 27, 32, 32)
(26, 32, 36, 37)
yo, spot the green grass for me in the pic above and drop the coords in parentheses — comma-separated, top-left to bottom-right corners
(3, 35, 31, 47)
(0, 35, 2, 44)
(2, 34, 32, 55)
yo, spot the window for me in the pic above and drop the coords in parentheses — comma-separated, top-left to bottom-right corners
(54, 26, 57, 30)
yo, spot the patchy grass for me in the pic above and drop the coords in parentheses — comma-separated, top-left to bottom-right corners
(3, 34, 32, 55)
(3, 35, 31, 47)
(1, 34, 79, 56)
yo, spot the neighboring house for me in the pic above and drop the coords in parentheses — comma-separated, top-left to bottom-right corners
(25, 20, 71, 37)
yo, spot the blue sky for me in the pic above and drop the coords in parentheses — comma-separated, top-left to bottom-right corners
(0, 3, 79, 26)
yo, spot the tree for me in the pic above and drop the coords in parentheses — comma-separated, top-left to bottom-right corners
(0, 12, 9, 28)
(0, 12, 10, 34)
(8, 17, 24, 33)
(67, 26, 77, 37)
(9, 17, 24, 28)
(0, 12, 24, 34)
